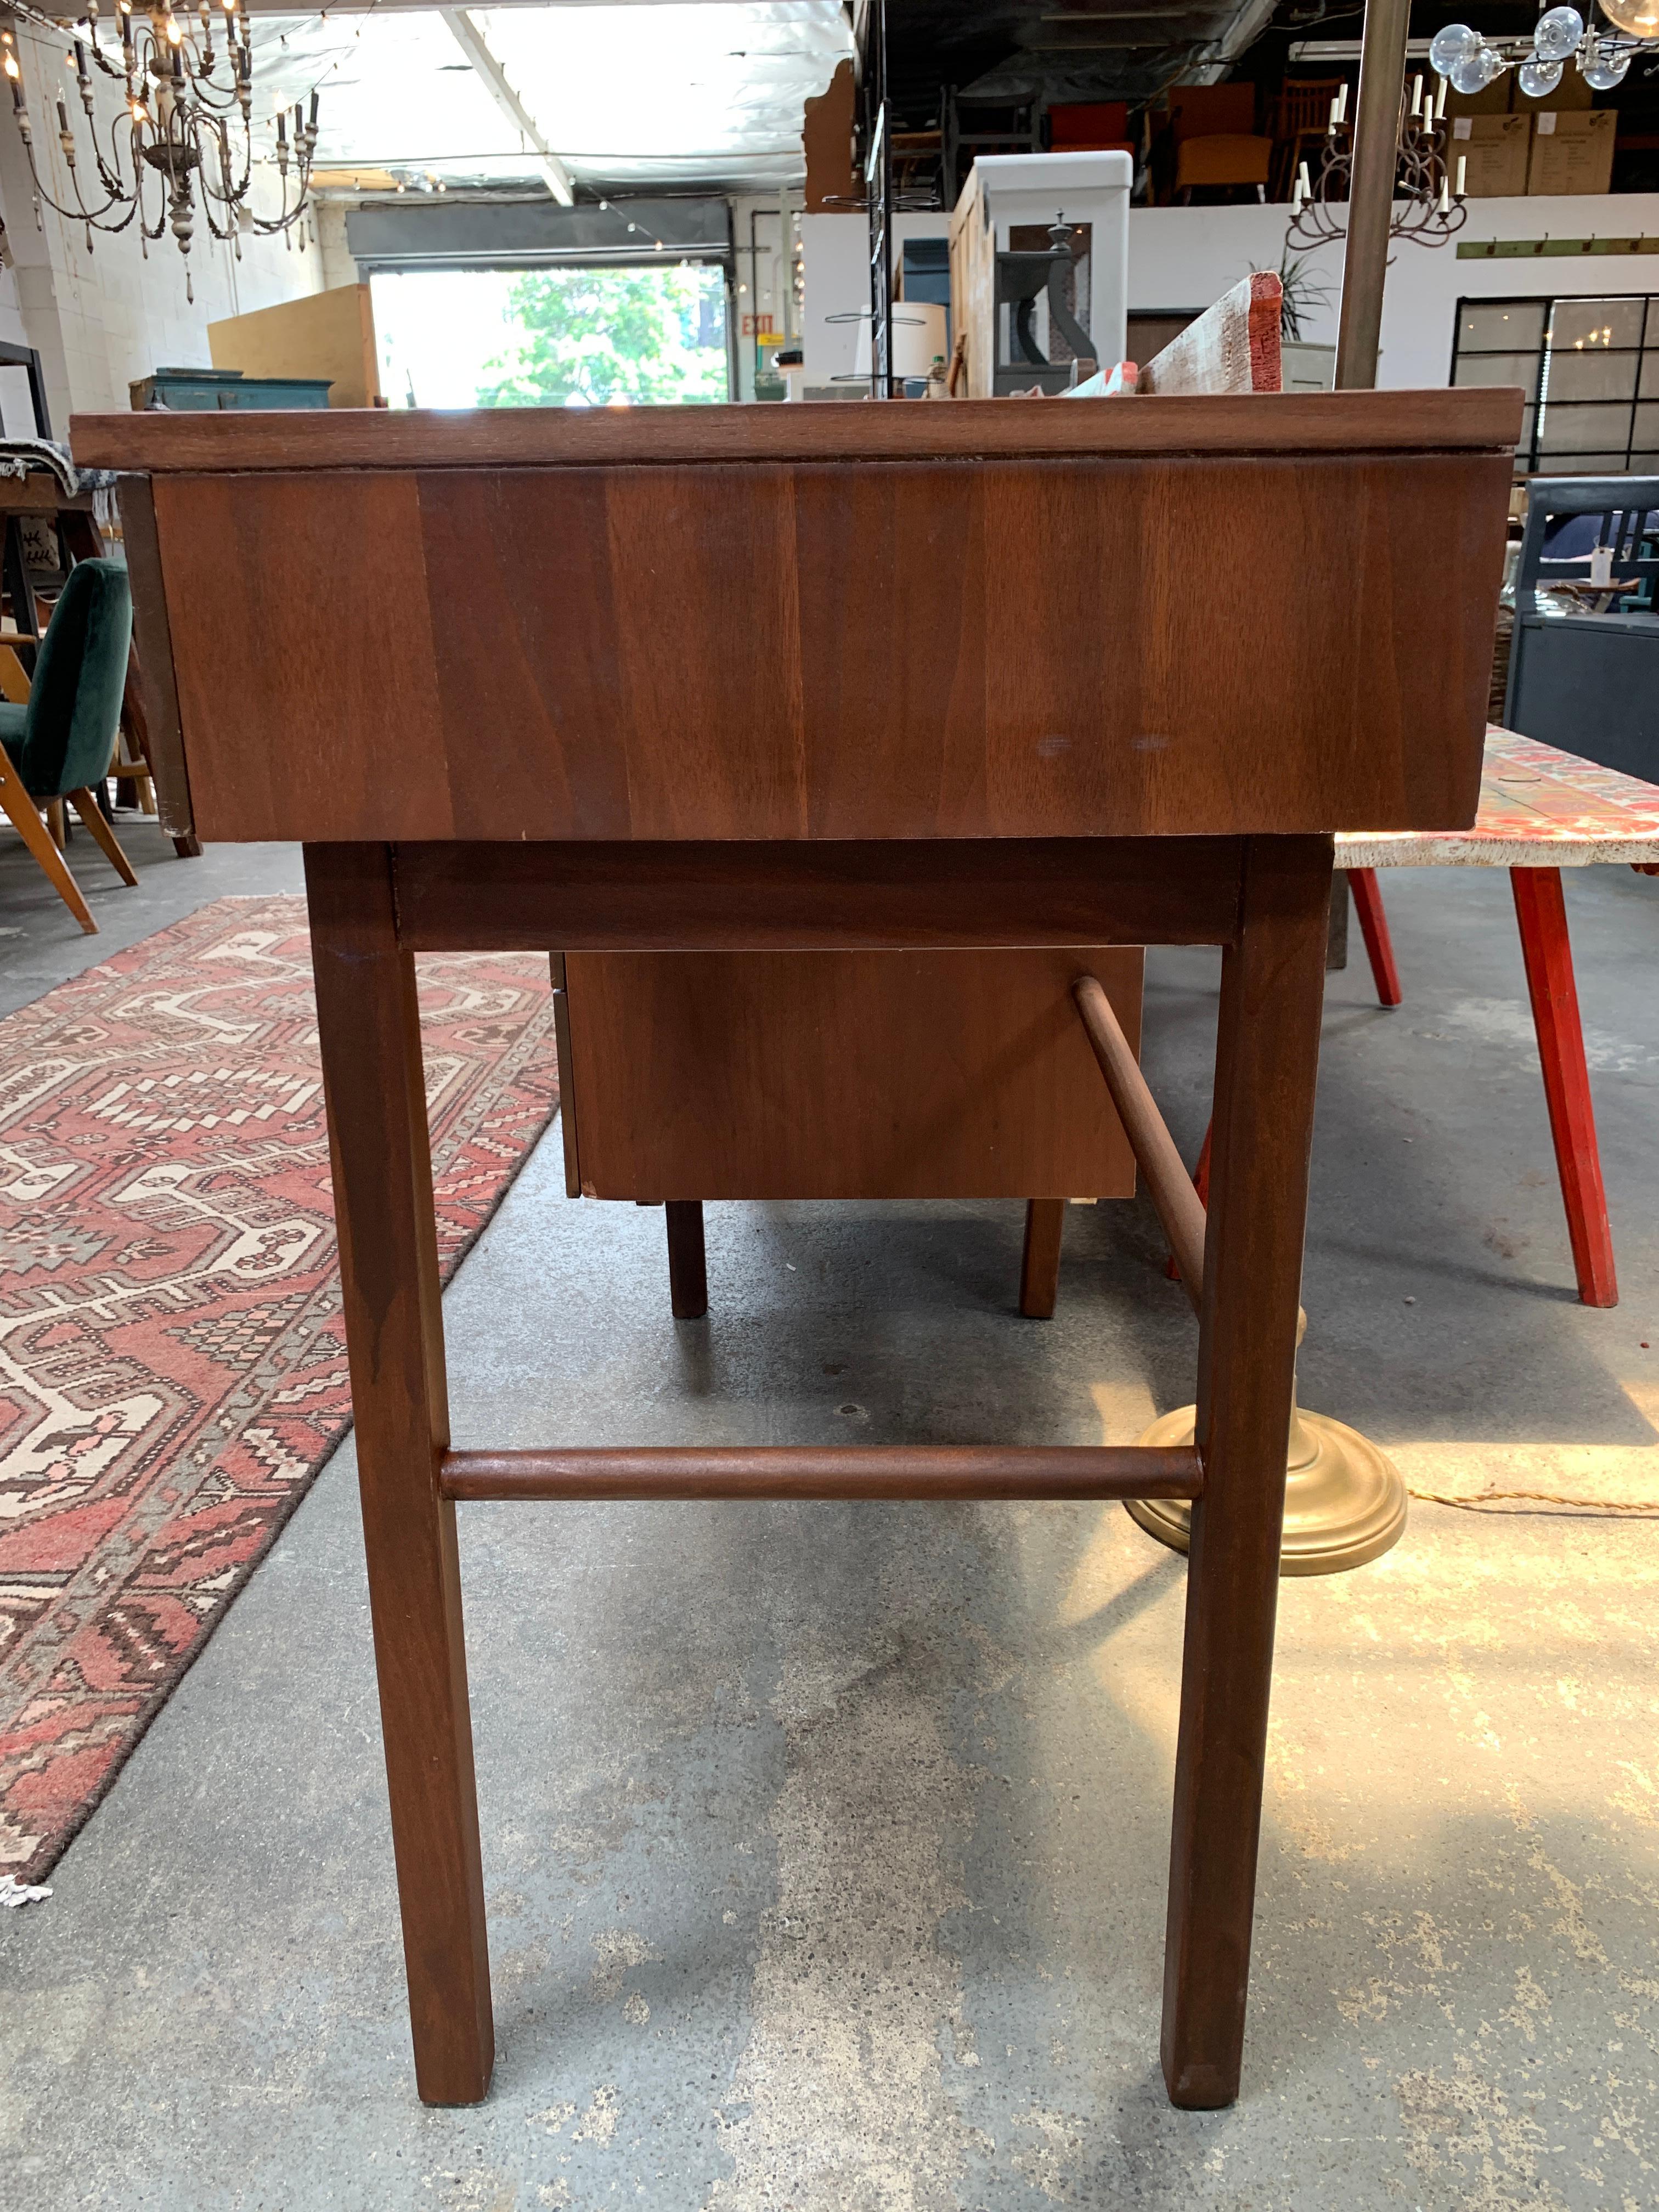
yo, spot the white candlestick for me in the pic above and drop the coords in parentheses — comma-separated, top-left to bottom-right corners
(1412, 72, 1423, 114)
(1338, 80, 1349, 120)
(1298, 159, 1312, 202)
(1438, 177, 1451, 212)
(1435, 75, 1447, 118)
(1455, 154, 1467, 197)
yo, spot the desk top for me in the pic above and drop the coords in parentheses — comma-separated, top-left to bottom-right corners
(72, 388, 1519, 475)
(1338, 727, 1659, 869)
(74, 392, 1520, 848)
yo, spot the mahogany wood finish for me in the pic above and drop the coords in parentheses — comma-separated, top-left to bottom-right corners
(1164, 837, 1333, 2108)
(394, 838, 1244, 953)
(1074, 973, 1208, 1305)
(664, 1200, 709, 1318)
(562, 949, 1142, 1201)
(440, 1442, 1205, 1503)
(75, 387, 1519, 472)
(1019, 1199, 1067, 1319)
(80, 396, 1515, 849)
(303, 844, 493, 2106)
(119, 475, 202, 855)
(96, 393, 1514, 2115)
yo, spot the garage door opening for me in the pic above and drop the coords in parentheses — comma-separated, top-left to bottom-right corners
(370, 263, 730, 408)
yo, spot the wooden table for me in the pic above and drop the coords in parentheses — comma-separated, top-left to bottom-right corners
(73, 390, 1517, 2112)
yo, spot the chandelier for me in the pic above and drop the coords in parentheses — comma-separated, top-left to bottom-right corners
(0, 0, 318, 301)
(1429, 5, 1655, 100)
(1288, 72, 1468, 250)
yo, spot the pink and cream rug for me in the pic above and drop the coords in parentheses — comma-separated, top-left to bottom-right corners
(0, 896, 560, 1882)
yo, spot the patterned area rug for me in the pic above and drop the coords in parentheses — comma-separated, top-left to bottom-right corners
(0, 896, 560, 1882)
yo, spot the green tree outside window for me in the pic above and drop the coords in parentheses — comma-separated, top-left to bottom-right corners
(478, 264, 729, 408)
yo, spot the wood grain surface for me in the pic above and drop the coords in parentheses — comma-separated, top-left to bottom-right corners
(561, 947, 1144, 1200)
(74, 387, 1520, 472)
(393, 838, 1246, 951)
(146, 443, 1508, 844)
(1162, 834, 1333, 2108)
(303, 843, 494, 2105)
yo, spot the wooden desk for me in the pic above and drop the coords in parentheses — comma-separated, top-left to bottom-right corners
(74, 390, 1517, 2113)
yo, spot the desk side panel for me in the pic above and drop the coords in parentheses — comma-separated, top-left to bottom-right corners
(150, 451, 1508, 842)
(153, 470, 456, 842)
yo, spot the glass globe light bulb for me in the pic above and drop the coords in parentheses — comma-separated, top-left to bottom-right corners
(1598, 0, 1659, 34)
(1581, 47, 1632, 86)
(1519, 56, 1564, 94)
(1449, 43, 1500, 94)
(1429, 21, 1481, 75)
(1533, 6, 1585, 60)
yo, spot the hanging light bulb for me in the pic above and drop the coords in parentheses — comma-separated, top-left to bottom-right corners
(1581, 46, 1632, 86)
(1598, 0, 1659, 32)
(1429, 22, 1481, 75)
(1448, 43, 1502, 96)
(1532, 6, 1585, 59)
(1518, 55, 1564, 95)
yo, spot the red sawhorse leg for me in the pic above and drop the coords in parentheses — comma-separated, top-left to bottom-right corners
(1348, 867, 1403, 1007)
(1510, 866, 1617, 1308)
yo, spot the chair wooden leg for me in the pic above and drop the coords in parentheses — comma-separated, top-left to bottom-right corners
(1510, 866, 1617, 1308)
(1019, 1198, 1065, 1318)
(1161, 836, 1332, 2109)
(1348, 866, 1403, 1007)
(45, 795, 66, 849)
(67, 788, 139, 885)
(665, 1199, 708, 1318)
(0, 750, 97, 932)
(303, 842, 494, 2106)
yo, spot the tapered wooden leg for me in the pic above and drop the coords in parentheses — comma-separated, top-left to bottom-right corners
(1019, 1198, 1065, 1317)
(0, 749, 96, 932)
(304, 843, 494, 2106)
(67, 788, 139, 885)
(1161, 836, 1333, 2110)
(1510, 866, 1617, 1309)
(1348, 867, 1403, 1007)
(665, 1200, 708, 1318)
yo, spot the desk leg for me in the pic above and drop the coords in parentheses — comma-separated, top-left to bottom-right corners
(1510, 866, 1617, 1309)
(1161, 836, 1331, 2109)
(305, 843, 494, 2106)
(665, 1200, 709, 1318)
(1019, 1199, 1065, 1317)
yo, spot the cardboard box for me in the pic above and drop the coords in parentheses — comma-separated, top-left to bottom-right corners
(1510, 70, 1594, 114)
(1443, 74, 1513, 119)
(1527, 108, 1616, 193)
(1450, 113, 1532, 197)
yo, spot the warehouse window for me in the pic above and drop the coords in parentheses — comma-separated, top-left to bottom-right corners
(370, 264, 729, 409)
(1451, 294, 1659, 476)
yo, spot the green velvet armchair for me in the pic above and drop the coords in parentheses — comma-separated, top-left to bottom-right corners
(0, 556, 138, 934)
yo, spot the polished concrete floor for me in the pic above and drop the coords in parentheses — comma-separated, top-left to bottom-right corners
(2, 823, 1657, 2211)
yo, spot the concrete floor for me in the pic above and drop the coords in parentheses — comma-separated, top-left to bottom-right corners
(2, 823, 1657, 2211)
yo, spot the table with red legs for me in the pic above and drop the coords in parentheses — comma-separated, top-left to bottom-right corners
(1313, 731, 1658, 1309)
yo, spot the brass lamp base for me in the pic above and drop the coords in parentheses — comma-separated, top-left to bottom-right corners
(1127, 1401, 1407, 1577)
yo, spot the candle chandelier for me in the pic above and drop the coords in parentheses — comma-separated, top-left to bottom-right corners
(1287, 71, 1469, 250)
(1429, 4, 1656, 100)
(0, 0, 318, 301)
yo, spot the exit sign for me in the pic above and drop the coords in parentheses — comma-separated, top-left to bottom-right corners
(742, 314, 775, 337)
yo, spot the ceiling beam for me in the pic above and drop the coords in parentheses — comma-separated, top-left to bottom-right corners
(442, 8, 575, 205)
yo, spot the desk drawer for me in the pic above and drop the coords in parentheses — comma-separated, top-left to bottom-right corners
(560, 947, 1143, 1201)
